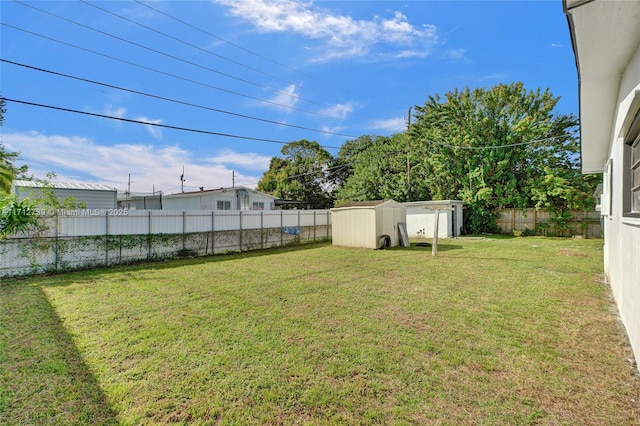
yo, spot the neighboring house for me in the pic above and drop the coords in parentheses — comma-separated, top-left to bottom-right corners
(161, 186, 278, 211)
(564, 0, 640, 363)
(402, 200, 464, 239)
(117, 191, 163, 210)
(12, 180, 117, 209)
(331, 199, 407, 249)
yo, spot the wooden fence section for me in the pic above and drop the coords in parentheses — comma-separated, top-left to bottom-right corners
(495, 208, 602, 238)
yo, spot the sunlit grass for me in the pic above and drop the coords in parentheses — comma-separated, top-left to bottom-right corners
(1, 238, 638, 424)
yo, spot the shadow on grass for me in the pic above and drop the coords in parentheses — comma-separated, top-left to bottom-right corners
(396, 243, 464, 252)
(5, 241, 333, 287)
(0, 283, 120, 425)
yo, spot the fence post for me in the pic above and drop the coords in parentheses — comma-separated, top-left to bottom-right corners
(261, 211, 264, 249)
(280, 210, 284, 247)
(532, 209, 537, 233)
(211, 211, 215, 255)
(239, 211, 243, 251)
(182, 211, 186, 251)
(54, 210, 59, 271)
(147, 210, 152, 259)
(313, 211, 317, 242)
(327, 211, 330, 239)
(511, 209, 516, 232)
(105, 210, 109, 266)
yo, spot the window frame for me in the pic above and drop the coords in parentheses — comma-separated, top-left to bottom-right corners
(216, 200, 231, 211)
(623, 109, 640, 218)
(252, 201, 265, 210)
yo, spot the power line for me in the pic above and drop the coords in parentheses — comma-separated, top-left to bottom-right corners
(0, 22, 344, 120)
(79, 0, 313, 99)
(134, 0, 350, 95)
(14, 0, 323, 109)
(1, 59, 358, 139)
(2, 97, 341, 149)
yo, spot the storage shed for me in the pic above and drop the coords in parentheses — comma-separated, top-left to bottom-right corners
(331, 199, 407, 249)
(12, 180, 117, 209)
(402, 200, 464, 238)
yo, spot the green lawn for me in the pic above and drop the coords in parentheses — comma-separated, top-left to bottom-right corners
(1, 237, 638, 425)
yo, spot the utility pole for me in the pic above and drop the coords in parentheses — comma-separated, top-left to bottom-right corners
(180, 166, 185, 193)
(232, 170, 235, 188)
(406, 107, 412, 200)
(126, 173, 132, 208)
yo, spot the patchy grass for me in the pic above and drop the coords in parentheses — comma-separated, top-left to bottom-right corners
(1, 237, 638, 425)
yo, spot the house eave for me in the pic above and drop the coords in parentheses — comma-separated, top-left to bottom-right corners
(564, 0, 640, 174)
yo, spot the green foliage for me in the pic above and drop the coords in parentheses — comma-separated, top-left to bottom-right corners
(258, 83, 598, 235)
(27, 172, 87, 210)
(335, 134, 414, 204)
(1, 100, 31, 194)
(0, 143, 29, 195)
(530, 167, 599, 213)
(257, 140, 334, 209)
(465, 204, 500, 234)
(0, 193, 39, 238)
(407, 82, 597, 233)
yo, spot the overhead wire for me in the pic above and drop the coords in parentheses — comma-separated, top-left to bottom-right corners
(76, 0, 332, 109)
(1, 59, 358, 139)
(1, 22, 344, 120)
(79, 0, 315, 99)
(133, 0, 350, 95)
(13, 0, 327, 109)
(1, 97, 343, 149)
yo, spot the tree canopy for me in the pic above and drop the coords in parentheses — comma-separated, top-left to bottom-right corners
(0, 98, 29, 194)
(257, 84, 598, 233)
(257, 140, 335, 209)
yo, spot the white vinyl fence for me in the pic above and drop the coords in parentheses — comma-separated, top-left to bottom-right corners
(0, 209, 332, 278)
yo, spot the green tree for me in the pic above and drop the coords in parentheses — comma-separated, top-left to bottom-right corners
(408, 82, 595, 233)
(0, 98, 29, 193)
(335, 134, 416, 205)
(257, 140, 335, 209)
(0, 193, 38, 238)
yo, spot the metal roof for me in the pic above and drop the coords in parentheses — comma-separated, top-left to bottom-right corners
(164, 186, 278, 199)
(12, 180, 117, 192)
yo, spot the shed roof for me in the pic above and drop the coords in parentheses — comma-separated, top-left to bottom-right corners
(402, 200, 464, 208)
(13, 180, 117, 192)
(335, 200, 389, 208)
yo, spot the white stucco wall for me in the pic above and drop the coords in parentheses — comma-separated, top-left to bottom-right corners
(603, 43, 640, 363)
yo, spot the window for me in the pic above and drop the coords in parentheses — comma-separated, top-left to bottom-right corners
(624, 109, 640, 216)
(252, 202, 265, 210)
(217, 200, 231, 210)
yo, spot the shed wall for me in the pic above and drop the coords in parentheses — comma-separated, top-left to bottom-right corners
(15, 186, 117, 209)
(331, 208, 377, 248)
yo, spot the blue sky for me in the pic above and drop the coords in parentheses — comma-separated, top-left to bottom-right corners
(1, 0, 576, 195)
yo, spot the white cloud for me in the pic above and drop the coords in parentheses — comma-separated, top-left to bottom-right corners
(551, 43, 562, 48)
(265, 84, 301, 110)
(101, 105, 163, 139)
(445, 47, 467, 62)
(207, 149, 272, 169)
(214, 0, 439, 62)
(3, 131, 267, 193)
(135, 116, 164, 139)
(479, 73, 508, 82)
(104, 104, 126, 119)
(319, 102, 354, 120)
(369, 116, 407, 133)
